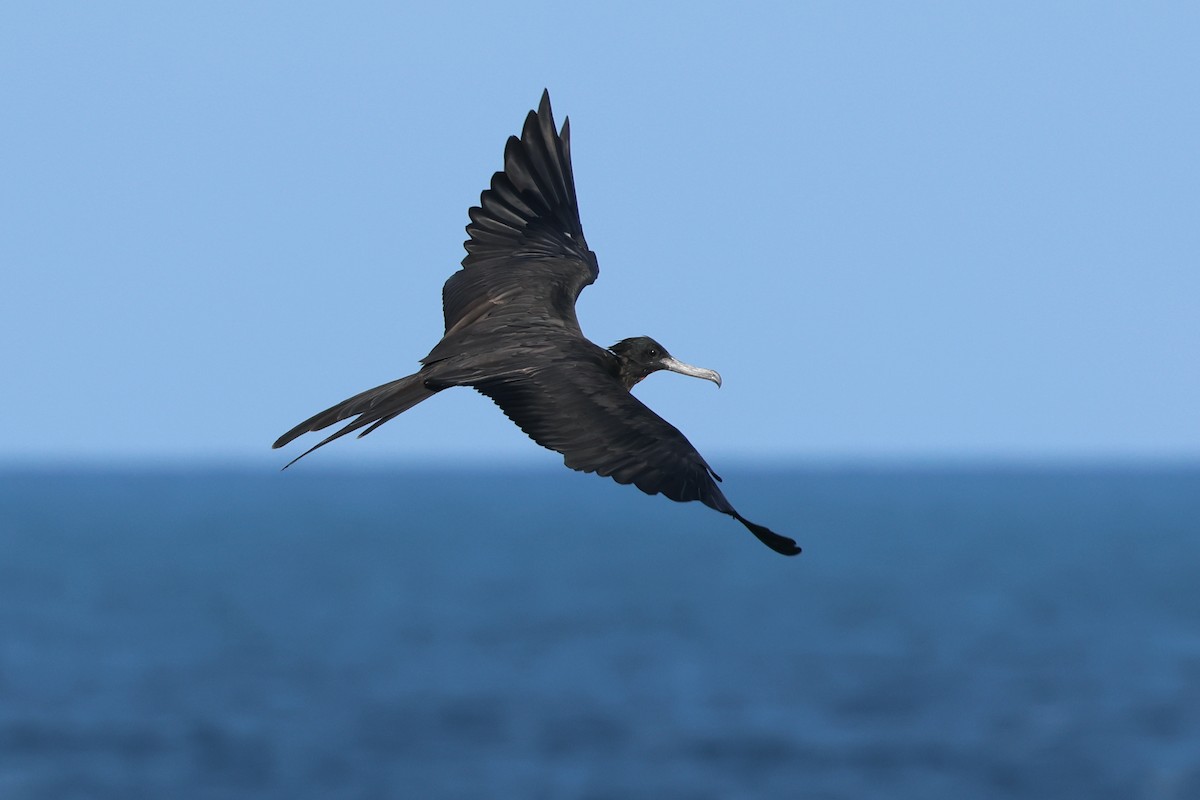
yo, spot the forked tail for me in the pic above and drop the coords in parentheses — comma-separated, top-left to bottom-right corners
(272, 372, 437, 468)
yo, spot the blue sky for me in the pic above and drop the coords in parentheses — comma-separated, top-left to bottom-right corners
(2, 3, 1197, 465)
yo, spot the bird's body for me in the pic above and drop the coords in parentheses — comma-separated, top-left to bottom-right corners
(275, 92, 800, 556)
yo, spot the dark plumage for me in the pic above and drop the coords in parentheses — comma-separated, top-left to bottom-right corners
(274, 91, 800, 556)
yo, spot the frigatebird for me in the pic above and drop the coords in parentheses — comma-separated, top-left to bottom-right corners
(274, 91, 800, 556)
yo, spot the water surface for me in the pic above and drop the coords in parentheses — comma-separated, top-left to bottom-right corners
(1, 465, 1197, 798)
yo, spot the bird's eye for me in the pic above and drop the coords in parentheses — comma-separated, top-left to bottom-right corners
(647, 348, 659, 358)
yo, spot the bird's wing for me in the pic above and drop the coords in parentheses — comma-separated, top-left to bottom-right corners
(439, 90, 599, 341)
(476, 359, 721, 501)
(472, 352, 801, 554)
(464, 343, 800, 555)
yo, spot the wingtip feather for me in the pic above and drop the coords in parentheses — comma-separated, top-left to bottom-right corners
(735, 513, 802, 556)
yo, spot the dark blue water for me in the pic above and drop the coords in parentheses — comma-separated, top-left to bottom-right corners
(1, 465, 1197, 798)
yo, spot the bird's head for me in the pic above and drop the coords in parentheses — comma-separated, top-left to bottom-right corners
(609, 336, 722, 391)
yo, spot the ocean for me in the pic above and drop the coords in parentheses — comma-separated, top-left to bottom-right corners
(1, 464, 1197, 799)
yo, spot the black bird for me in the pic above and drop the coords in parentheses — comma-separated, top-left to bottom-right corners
(274, 91, 800, 556)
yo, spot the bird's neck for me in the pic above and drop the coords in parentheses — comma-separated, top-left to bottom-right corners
(613, 358, 648, 391)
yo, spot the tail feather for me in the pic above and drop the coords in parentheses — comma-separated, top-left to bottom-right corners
(273, 372, 437, 468)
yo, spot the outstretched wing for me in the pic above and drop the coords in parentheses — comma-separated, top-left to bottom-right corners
(468, 341, 801, 555)
(438, 90, 599, 345)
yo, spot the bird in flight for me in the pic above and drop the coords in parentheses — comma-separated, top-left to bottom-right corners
(274, 91, 800, 556)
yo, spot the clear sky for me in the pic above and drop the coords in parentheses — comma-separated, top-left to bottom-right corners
(2, 3, 1197, 466)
